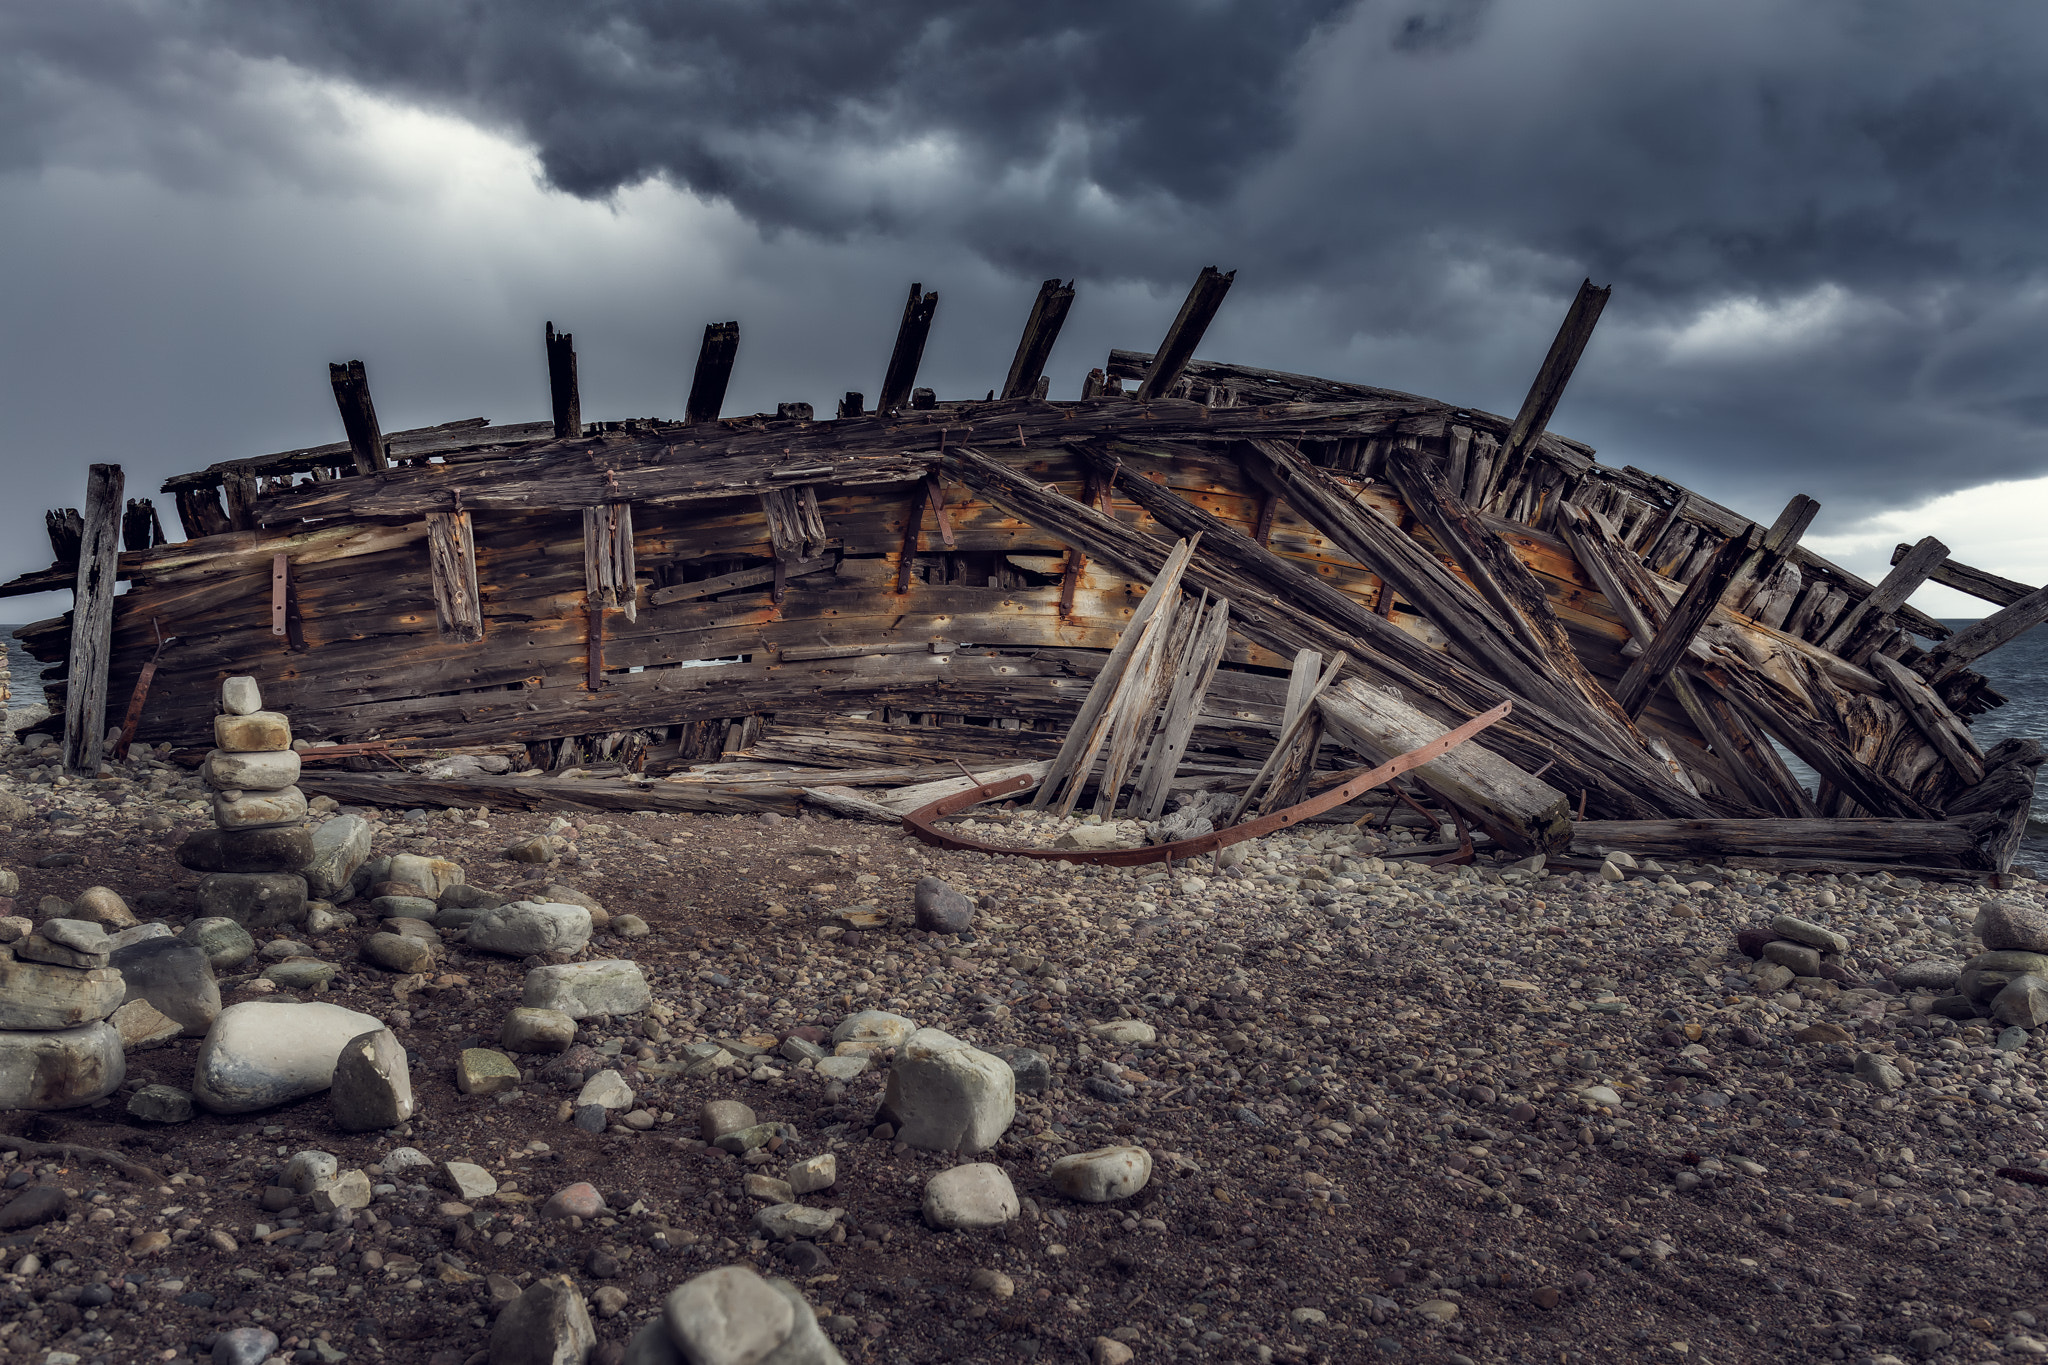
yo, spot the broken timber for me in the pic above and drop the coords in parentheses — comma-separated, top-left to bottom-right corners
(3, 267, 2030, 876)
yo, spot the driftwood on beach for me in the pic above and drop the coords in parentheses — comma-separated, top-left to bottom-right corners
(6, 270, 2038, 875)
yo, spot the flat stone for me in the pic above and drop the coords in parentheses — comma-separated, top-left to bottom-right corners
(0, 1022, 124, 1110)
(1089, 1020, 1157, 1046)
(780, 1035, 826, 1064)
(1760, 940, 1822, 977)
(1967, 949, 2048, 975)
(753, 1203, 845, 1241)
(443, 1160, 498, 1201)
(578, 1068, 634, 1110)
(502, 1007, 576, 1054)
(112, 936, 220, 1037)
(505, 835, 555, 864)
(68, 886, 137, 930)
(456, 1048, 521, 1095)
(831, 1009, 917, 1052)
(1893, 959, 1961, 990)
(468, 902, 593, 957)
(213, 786, 308, 831)
(614, 914, 650, 938)
(1793, 1022, 1854, 1045)
(38, 917, 110, 955)
(203, 748, 301, 792)
(1854, 1051, 1906, 1093)
(541, 1182, 608, 1220)
(301, 816, 372, 899)
(371, 896, 439, 921)
(521, 960, 650, 1020)
(309, 1169, 373, 1213)
(181, 919, 256, 972)
(489, 1274, 596, 1365)
(0, 1184, 68, 1231)
(14, 932, 109, 970)
(178, 826, 315, 875)
(815, 1055, 870, 1082)
(196, 872, 307, 931)
(912, 876, 975, 934)
(746, 1173, 796, 1203)
(387, 853, 465, 899)
(0, 958, 124, 1029)
(700, 1099, 758, 1141)
(191, 1000, 386, 1113)
(332, 1028, 414, 1131)
(128, 1082, 195, 1123)
(220, 675, 263, 715)
(923, 1163, 1019, 1229)
(109, 998, 183, 1051)
(1991, 974, 2048, 1029)
(1770, 914, 1849, 954)
(881, 1027, 1016, 1155)
(105, 922, 173, 952)
(438, 883, 506, 911)
(1049, 1145, 1153, 1202)
(1052, 825, 1135, 851)
(361, 932, 434, 974)
(214, 712, 292, 752)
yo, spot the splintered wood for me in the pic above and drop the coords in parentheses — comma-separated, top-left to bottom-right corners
(7, 267, 2036, 876)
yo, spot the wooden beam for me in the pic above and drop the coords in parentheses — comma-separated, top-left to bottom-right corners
(328, 360, 387, 474)
(1000, 279, 1076, 401)
(1897, 543, 2035, 608)
(1569, 816, 1991, 869)
(1490, 278, 1610, 501)
(1921, 579, 2048, 683)
(425, 510, 484, 642)
(45, 509, 82, 565)
(1869, 651, 1983, 784)
(1729, 493, 1819, 607)
(122, 498, 163, 553)
(685, 321, 740, 425)
(1134, 267, 1235, 402)
(545, 322, 581, 440)
(646, 556, 834, 607)
(62, 464, 124, 775)
(878, 284, 939, 414)
(1611, 527, 1758, 718)
(1130, 596, 1232, 821)
(1819, 533, 1947, 660)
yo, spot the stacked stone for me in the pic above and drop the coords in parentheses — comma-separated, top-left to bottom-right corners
(1737, 913, 1852, 993)
(192, 676, 311, 931)
(0, 910, 127, 1110)
(1932, 900, 2048, 1029)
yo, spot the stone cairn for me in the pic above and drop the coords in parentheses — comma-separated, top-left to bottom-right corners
(190, 675, 312, 933)
(0, 878, 127, 1111)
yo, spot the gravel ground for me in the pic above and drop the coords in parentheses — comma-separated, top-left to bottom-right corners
(2, 737, 2048, 1365)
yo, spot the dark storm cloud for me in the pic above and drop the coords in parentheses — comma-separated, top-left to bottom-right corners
(6, 0, 2048, 547)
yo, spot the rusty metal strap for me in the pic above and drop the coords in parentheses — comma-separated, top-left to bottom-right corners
(901, 700, 1512, 865)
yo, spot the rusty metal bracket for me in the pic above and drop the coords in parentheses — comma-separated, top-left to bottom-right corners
(901, 701, 1511, 865)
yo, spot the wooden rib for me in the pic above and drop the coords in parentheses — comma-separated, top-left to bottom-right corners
(425, 510, 484, 642)
(1869, 651, 1984, 784)
(647, 556, 834, 607)
(1819, 533, 1946, 660)
(878, 283, 939, 414)
(1130, 596, 1233, 821)
(328, 360, 387, 474)
(1487, 278, 1610, 505)
(685, 322, 740, 425)
(1001, 279, 1076, 401)
(545, 322, 581, 440)
(1093, 592, 1189, 818)
(1231, 650, 1347, 822)
(1133, 267, 1235, 402)
(1921, 579, 2048, 683)
(1611, 527, 1757, 718)
(1899, 544, 2035, 608)
(62, 464, 124, 775)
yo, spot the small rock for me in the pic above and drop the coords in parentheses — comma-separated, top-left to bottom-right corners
(502, 1007, 577, 1054)
(0, 1184, 68, 1230)
(1854, 1052, 1906, 1093)
(990, 1045, 1051, 1094)
(488, 1275, 596, 1365)
(970, 1268, 1014, 1298)
(504, 835, 556, 864)
(815, 1055, 870, 1082)
(112, 936, 221, 1037)
(331, 1028, 414, 1131)
(522, 960, 651, 1019)
(788, 1154, 836, 1194)
(881, 1028, 1016, 1154)
(457, 1048, 522, 1096)
(753, 1203, 845, 1241)
(662, 1264, 846, 1365)
(1760, 940, 1821, 977)
(1049, 1145, 1153, 1202)
(701, 1099, 759, 1141)
(1416, 1299, 1458, 1324)
(126, 1082, 195, 1123)
(830, 1009, 917, 1053)
(468, 902, 593, 957)
(69, 886, 138, 930)
(747, 1173, 796, 1203)
(1092, 1339, 1136, 1365)
(1770, 913, 1849, 954)
(195, 872, 308, 931)
(212, 1326, 280, 1365)
(220, 675, 264, 715)
(591, 1285, 629, 1318)
(109, 998, 183, 1051)
(1992, 974, 2048, 1028)
(361, 932, 435, 973)
(541, 1182, 608, 1220)
(309, 1169, 373, 1213)
(180, 917, 256, 970)
(613, 914, 650, 938)
(912, 876, 975, 934)
(444, 1161, 499, 1201)
(287, 1150, 339, 1192)
(1089, 1020, 1156, 1046)
(1793, 1022, 1853, 1045)
(578, 1068, 634, 1110)
(923, 1164, 1020, 1229)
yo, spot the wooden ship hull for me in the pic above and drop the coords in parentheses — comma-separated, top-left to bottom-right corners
(8, 275, 2042, 877)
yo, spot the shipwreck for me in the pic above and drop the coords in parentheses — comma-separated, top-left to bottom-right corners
(7, 271, 2044, 879)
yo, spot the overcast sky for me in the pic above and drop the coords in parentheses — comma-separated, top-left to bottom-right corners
(7, 0, 2048, 625)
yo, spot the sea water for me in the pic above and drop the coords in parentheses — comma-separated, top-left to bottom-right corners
(6, 620, 2046, 852)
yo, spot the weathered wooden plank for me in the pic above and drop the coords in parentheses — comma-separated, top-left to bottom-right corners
(1569, 817, 1986, 867)
(1233, 650, 1345, 821)
(1729, 493, 1819, 610)
(878, 284, 939, 414)
(1093, 593, 1188, 818)
(1001, 279, 1076, 401)
(1898, 544, 2034, 608)
(1920, 580, 2048, 683)
(1130, 597, 1233, 821)
(328, 360, 388, 475)
(425, 511, 484, 642)
(1488, 278, 1610, 504)
(1134, 267, 1236, 402)
(686, 322, 740, 425)
(545, 322, 581, 440)
(1869, 651, 1984, 784)
(63, 465, 124, 775)
(1611, 527, 1756, 718)
(122, 499, 164, 553)
(647, 557, 835, 606)
(1819, 533, 1946, 660)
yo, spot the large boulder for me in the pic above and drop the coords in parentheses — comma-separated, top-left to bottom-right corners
(881, 1028, 1016, 1154)
(1977, 900, 2048, 955)
(0, 1022, 124, 1110)
(301, 816, 372, 899)
(661, 1265, 846, 1365)
(111, 937, 220, 1037)
(467, 902, 592, 957)
(0, 959, 125, 1030)
(521, 961, 650, 1019)
(191, 1001, 386, 1113)
(488, 1275, 596, 1365)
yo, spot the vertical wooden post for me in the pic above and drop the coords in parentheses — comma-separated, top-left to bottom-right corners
(685, 322, 740, 425)
(1134, 267, 1235, 402)
(878, 283, 939, 414)
(545, 322, 582, 440)
(1488, 278, 1611, 501)
(1000, 279, 1076, 400)
(62, 464, 124, 776)
(329, 360, 388, 474)
(121, 498, 163, 552)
